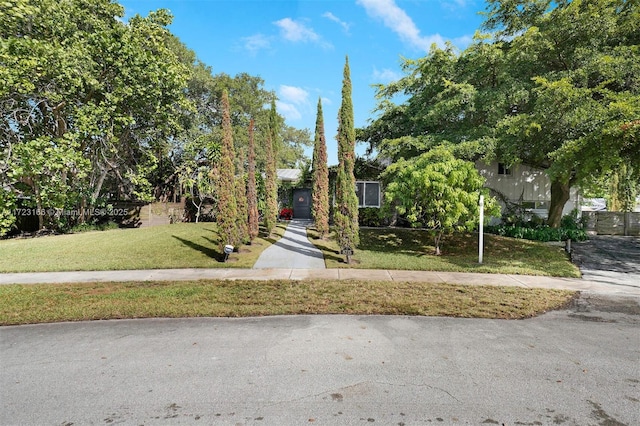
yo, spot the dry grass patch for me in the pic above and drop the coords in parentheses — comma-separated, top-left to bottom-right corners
(0, 279, 576, 325)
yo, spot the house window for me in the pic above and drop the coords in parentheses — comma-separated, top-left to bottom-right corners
(522, 201, 549, 210)
(498, 163, 512, 175)
(355, 181, 380, 208)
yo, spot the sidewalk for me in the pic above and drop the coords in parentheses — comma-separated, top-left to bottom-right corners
(1, 220, 638, 296)
(1, 267, 638, 296)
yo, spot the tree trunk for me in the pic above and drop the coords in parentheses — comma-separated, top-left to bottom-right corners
(34, 184, 44, 230)
(548, 179, 571, 228)
(434, 231, 443, 256)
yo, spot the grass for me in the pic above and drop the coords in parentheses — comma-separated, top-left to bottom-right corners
(0, 222, 287, 272)
(308, 227, 580, 278)
(0, 279, 576, 326)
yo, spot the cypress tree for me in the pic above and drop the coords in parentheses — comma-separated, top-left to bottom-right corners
(312, 97, 330, 239)
(247, 118, 260, 241)
(235, 149, 249, 245)
(334, 56, 360, 263)
(217, 89, 238, 251)
(263, 106, 278, 235)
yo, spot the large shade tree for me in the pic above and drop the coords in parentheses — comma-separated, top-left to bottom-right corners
(359, 0, 640, 227)
(0, 0, 190, 234)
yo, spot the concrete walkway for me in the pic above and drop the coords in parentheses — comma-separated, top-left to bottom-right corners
(253, 219, 326, 269)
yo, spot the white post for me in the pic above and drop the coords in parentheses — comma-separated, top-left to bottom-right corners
(479, 195, 484, 264)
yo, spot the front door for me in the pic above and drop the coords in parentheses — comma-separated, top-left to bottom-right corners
(293, 189, 311, 219)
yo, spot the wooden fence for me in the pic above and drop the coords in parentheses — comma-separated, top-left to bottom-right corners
(582, 211, 640, 236)
(113, 201, 185, 228)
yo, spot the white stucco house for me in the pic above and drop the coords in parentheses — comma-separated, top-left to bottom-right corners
(476, 160, 581, 220)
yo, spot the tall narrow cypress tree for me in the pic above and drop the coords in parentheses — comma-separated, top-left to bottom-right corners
(235, 149, 249, 245)
(334, 56, 360, 262)
(247, 118, 260, 242)
(263, 115, 278, 235)
(217, 89, 238, 251)
(312, 97, 330, 239)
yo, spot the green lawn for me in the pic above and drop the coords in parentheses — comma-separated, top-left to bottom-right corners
(0, 222, 286, 272)
(0, 222, 579, 277)
(0, 279, 576, 325)
(308, 227, 580, 278)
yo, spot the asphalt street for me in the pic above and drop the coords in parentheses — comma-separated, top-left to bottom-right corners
(1, 294, 639, 426)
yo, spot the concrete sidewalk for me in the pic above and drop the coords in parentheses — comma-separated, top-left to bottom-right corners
(1, 267, 638, 296)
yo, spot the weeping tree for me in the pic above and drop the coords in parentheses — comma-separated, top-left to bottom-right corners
(382, 147, 500, 255)
(312, 97, 330, 239)
(334, 56, 360, 263)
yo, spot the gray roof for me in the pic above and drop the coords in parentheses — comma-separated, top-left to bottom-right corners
(276, 169, 302, 182)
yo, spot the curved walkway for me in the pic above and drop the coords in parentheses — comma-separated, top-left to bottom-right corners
(253, 219, 326, 269)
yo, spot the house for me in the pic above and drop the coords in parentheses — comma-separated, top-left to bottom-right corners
(475, 160, 581, 221)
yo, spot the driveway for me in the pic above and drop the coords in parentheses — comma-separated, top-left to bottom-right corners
(572, 236, 640, 289)
(2, 294, 639, 425)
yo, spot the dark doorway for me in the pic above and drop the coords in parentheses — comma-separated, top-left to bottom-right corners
(293, 188, 312, 219)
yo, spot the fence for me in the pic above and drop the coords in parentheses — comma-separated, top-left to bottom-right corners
(582, 211, 640, 236)
(113, 201, 185, 228)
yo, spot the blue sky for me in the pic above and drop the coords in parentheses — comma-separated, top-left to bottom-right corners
(120, 0, 487, 165)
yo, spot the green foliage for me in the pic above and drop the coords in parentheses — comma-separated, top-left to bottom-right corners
(358, 208, 387, 227)
(235, 173, 249, 245)
(0, 0, 310, 235)
(487, 224, 587, 243)
(1, 0, 190, 230)
(70, 221, 119, 233)
(382, 147, 500, 254)
(263, 101, 279, 235)
(360, 0, 640, 228)
(312, 98, 330, 239)
(247, 119, 260, 242)
(334, 57, 360, 260)
(216, 89, 238, 249)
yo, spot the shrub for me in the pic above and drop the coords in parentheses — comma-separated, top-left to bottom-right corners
(279, 208, 293, 220)
(486, 213, 588, 242)
(358, 207, 386, 227)
(70, 221, 119, 233)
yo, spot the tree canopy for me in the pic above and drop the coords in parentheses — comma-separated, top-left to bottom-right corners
(359, 0, 640, 226)
(0, 0, 310, 236)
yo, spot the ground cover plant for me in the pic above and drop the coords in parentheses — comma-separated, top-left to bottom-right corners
(308, 227, 580, 278)
(0, 279, 576, 326)
(0, 222, 286, 273)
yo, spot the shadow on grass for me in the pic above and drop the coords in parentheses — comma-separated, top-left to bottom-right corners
(172, 235, 225, 262)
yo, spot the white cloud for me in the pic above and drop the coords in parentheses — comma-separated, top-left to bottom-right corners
(322, 12, 351, 33)
(372, 67, 402, 83)
(452, 34, 474, 49)
(279, 85, 310, 105)
(276, 101, 302, 121)
(242, 34, 271, 54)
(277, 85, 311, 121)
(273, 17, 332, 49)
(356, 0, 445, 51)
(274, 17, 319, 42)
(321, 97, 332, 105)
